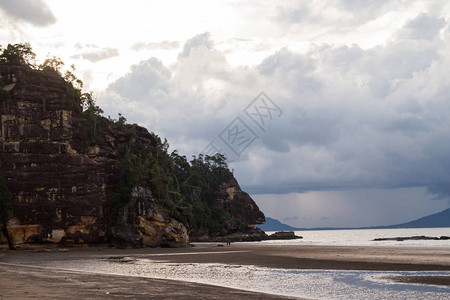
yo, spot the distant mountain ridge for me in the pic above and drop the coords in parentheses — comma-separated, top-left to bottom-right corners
(258, 208, 450, 231)
(376, 208, 450, 229)
(256, 217, 301, 231)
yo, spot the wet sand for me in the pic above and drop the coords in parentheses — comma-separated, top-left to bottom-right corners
(148, 243, 450, 271)
(1, 243, 449, 299)
(0, 262, 296, 300)
(385, 275, 450, 287)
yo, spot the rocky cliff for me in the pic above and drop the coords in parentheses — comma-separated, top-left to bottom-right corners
(0, 60, 265, 247)
(189, 178, 266, 241)
(0, 65, 188, 247)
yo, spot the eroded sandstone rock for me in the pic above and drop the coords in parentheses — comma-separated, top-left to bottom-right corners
(0, 65, 188, 247)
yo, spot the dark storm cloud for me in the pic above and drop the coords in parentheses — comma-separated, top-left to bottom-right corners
(239, 14, 450, 196)
(0, 0, 56, 26)
(383, 116, 428, 134)
(254, 187, 449, 228)
(99, 15, 450, 200)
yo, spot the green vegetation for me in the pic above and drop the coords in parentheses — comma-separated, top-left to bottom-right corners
(170, 152, 236, 232)
(107, 117, 182, 225)
(82, 92, 104, 145)
(39, 56, 105, 145)
(0, 43, 98, 110)
(108, 124, 237, 232)
(0, 43, 35, 67)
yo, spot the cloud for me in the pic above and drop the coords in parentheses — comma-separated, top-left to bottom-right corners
(396, 13, 446, 40)
(178, 32, 214, 58)
(109, 57, 171, 101)
(269, 0, 445, 49)
(72, 47, 119, 62)
(0, 0, 56, 26)
(100, 33, 242, 143)
(272, 0, 430, 28)
(272, 0, 397, 27)
(132, 41, 180, 51)
(273, 1, 313, 25)
(99, 14, 450, 201)
(335, 0, 400, 24)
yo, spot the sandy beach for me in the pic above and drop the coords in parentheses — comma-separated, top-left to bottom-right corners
(0, 261, 296, 300)
(0, 243, 449, 299)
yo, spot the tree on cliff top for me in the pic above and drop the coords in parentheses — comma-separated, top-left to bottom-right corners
(0, 43, 96, 111)
(170, 152, 235, 232)
(0, 43, 103, 145)
(0, 43, 35, 67)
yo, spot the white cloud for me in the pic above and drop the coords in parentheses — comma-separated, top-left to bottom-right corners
(132, 41, 180, 51)
(72, 47, 119, 63)
(396, 13, 446, 40)
(99, 14, 450, 204)
(269, 0, 447, 49)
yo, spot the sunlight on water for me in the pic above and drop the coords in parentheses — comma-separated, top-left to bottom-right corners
(41, 257, 450, 300)
(34, 228, 450, 299)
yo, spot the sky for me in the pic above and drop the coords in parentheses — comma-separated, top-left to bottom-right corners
(1, 0, 450, 228)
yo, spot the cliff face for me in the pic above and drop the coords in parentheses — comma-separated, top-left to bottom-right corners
(0, 65, 188, 247)
(216, 178, 265, 231)
(190, 178, 266, 241)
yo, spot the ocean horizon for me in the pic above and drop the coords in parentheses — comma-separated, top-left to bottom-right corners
(261, 227, 450, 248)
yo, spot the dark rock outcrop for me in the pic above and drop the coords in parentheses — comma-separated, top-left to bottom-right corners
(190, 178, 266, 241)
(191, 227, 268, 242)
(267, 231, 302, 240)
(217, 178, 265, 226)
(0, 65, 188, 247)
(373, 235, 450, 242)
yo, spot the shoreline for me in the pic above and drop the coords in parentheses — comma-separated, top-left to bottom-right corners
(0, 261, 297, 300)
(1, 243, 449, 299)
(2, 242, 450, 272)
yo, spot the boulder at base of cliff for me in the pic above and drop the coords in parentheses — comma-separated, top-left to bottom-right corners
(190, 227, 269, 242)
(267, 231, 302, 240)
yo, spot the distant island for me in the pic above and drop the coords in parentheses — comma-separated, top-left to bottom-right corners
(256, 217, 301, 231)
(377, 208, 450, 229)
(258, 208, 450, 231)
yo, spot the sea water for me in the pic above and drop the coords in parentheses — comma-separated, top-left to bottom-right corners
(39, 256, 450, 300)
(262, 227, 450, 247)
(36, 228, 450, 299)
